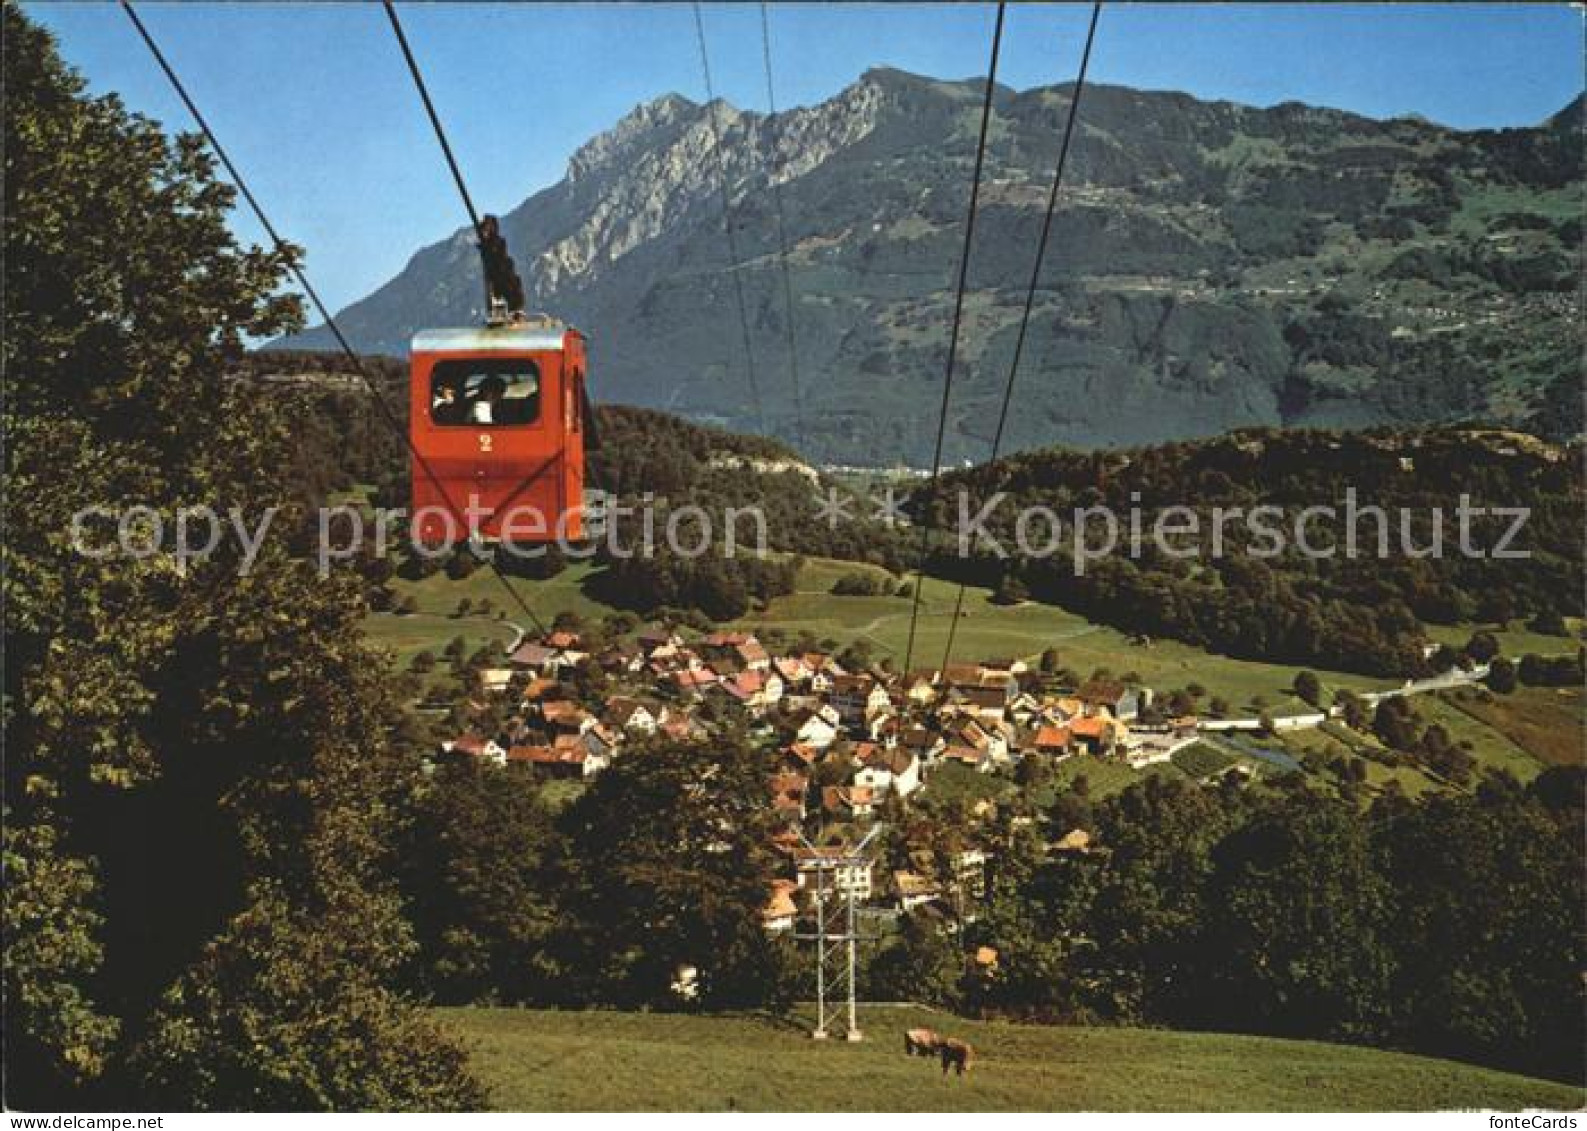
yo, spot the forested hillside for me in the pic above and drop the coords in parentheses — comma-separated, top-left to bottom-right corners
(914, 428, 1584, 675)
(265, 351, 1582, 676)
(3, 11, 481, 1108)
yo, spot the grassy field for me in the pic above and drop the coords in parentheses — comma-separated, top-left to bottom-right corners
(1415, 693, 1550, 783)
(361, 610, 520, 667)
(734, 559, 1382, 714)
(437, 1005, 1582, 1112)
(365, 554, 1386, 715)
(1441, 686, 1585, 768)
(1422, 620, 1583, 661)
(1281, 725, 1444, 798)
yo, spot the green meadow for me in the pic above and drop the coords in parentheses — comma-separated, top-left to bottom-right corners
(437, 1005, 1583, 1112)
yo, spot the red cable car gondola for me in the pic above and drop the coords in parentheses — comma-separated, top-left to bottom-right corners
(408, 215, 596, 549)
(409, 312, 591, 548)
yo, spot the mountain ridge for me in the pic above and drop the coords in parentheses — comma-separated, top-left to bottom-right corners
(277, 67, 1582, 463)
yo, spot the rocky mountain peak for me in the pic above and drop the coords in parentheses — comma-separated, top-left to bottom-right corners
(568, 92, 701, 182)
(281, 74, 1579, 464)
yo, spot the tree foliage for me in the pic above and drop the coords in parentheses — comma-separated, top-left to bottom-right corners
(552, 737, 796, 1010)
(2, 9, 480, 1107)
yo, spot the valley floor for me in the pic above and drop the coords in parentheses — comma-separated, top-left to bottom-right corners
(436, 1005, 1583, 1112)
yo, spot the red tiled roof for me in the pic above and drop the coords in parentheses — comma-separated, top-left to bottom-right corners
(941, 745, 984, 765)
(1079, 679, 1128, 704)
(783, 743, 818, 766)
(1034, 724, 1071, 749)
(1071, 715, 1113, 740)
(510, 642, 561, 666)
(506, 744, 557, 764)
(675, 667, 719, 690)
(821, 785, 875, 812)
(774, 657, 808, 680)
(764, 880, 799, 920)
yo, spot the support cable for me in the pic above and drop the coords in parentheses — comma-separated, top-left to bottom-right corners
(939, 1, 1102, 673)
(121, 0, 549, 638)
(758, 1, 807, 452)
(692, 1, 769, 436)
(900, 1, 1007, 678)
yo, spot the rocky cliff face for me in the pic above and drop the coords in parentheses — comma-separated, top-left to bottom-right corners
(279, 69, 1581, 463)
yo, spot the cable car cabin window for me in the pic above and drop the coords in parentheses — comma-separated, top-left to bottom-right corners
(429, 358, 540, 427)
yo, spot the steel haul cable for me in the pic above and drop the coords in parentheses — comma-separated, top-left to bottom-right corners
(758, 1, 808, 454)
(939, 1, 1103, 674)
(384, 0, 608, 500)
(120, 0, 550, 638)
(692, 1, 769, 438)
(900, 0, 1007, 678)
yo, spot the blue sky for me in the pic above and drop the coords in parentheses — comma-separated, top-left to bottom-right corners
(26, 2, 1584, 314)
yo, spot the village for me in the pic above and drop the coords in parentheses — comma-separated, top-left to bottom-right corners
(438, 622, 1207, 938)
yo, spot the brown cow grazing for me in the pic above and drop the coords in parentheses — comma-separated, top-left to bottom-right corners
(939, 1037, 974, 1076)
(903, 1028, 941, 1057)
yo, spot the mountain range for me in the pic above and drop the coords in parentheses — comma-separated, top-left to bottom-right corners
(277, 69, 1582, 464)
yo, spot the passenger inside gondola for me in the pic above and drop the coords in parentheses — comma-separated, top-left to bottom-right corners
(429, 360, 539, 426)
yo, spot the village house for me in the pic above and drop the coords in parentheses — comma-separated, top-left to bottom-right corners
(900, 724, 947, 766)
(804, 654, 843, 694)
(605, 695, 662, 735)
(636, 624, 685, 660)
(477, 667, 514, 695)
(580, 724, 621, 761)
(736, 637, 772, 672)
(853, 744, 921, 798)
(545, 630, 583, 653)
(950, 717, 1010, 766)
(1069, 713, 1119, 756)
(901, 669, 940, 707)
(1007, 690, 1044, 726)
(788, 704, 841, 749)
(855, 707, 900, 743)
(1078, 678, 1145, 722)
(715, 668, 783, 715)
(442, 734, 507, 767)
(519, 675, 559, 703)
(939, 744, 991, 773)
(659, 714, 706, 743)
(763, 879, 799, 934)
(673, 665, 720, 698)
(1048, 695, 1086, 723)
(540, 699, 596, 735)
(781, 742, 820, 773)
(599, 642, 646, 675)
(1031, 723, 1073, 759)
(953, 847, 988, 900)
(701, 632, 772, 673)
(773, 654, 813, 689)
(1053, 827, 1093, 854)
(821, 784, 876, 820)
(508, 640, 570, 674)
(949, 681, 1014, 720)
(972, 946, 1000, 976)
(893, 870, 942, 912)
(829, 674, 892, 729)
(511, 632, 589, 673)
(505, 741, 606, 779)
(980, 657, 1028, 677)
